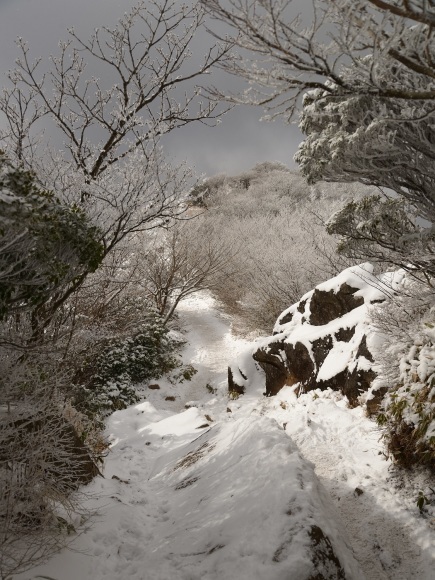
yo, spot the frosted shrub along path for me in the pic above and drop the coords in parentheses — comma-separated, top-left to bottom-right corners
(16, 293, 435, 580)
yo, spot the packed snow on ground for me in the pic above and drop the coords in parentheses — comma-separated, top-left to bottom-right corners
(15, 292, 435, 580)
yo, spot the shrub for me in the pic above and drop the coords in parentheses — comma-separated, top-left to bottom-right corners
(191, 165, 370, 333)
(0, 155, 103, 323)
(378, 340, 435, 471)
(0, 360, 96, 580)
(73, 312, 181, 419)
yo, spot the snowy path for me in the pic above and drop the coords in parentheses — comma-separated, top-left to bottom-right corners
(269, 392, 435, 580)
(15, 292, 435, 580)
(174, 294, 251, 404)
(175, 294, 435, 579)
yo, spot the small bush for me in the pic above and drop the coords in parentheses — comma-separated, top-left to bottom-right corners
(170, 364, 197, 384)
(379, 341, 435, 471)
(73, 312, 181, 419)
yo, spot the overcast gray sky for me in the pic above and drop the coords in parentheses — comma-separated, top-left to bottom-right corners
(0, 0, 303, 177)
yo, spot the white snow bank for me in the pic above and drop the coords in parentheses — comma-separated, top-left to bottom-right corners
(12, 289, 435, 580)
(317, 340, 357, 382)
(143, 406, 207, 436)
(144, 414, 363, 580)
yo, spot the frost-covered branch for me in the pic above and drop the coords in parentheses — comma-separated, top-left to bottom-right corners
(202, 0, 435, 119)
(2, 0, 233, 177)
(0, 1, 235, 336)
(138, 222, 236, 324)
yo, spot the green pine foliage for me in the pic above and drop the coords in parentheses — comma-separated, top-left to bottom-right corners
(378, 340, 435, 471)
(73, 313, 181, 419)
(0, 155, 104, 320)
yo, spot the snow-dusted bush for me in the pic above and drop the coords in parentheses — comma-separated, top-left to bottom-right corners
(0, 155, 103, 326)
(369, 273, 435, 470)
(72, 313, 182, 419)
(377, 330, 435, 471)
(0, 357, 97, 580)
(326, 195, 435, 278)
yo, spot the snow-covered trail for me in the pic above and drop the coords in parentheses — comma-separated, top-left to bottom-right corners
(173, 294, 251, 405)
(14, 292, 435, 580)
(267, 392, 435, 580)
(173, 294, 435, 579)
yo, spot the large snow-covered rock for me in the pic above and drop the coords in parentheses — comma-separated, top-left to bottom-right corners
(229, 264, 385, 406)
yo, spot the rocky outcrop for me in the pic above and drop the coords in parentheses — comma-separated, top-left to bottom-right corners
(308, 283, 364, 326)
(229, 264, 386, 406)
(228, 366, 246, 396)
(253, 340, 314, 396)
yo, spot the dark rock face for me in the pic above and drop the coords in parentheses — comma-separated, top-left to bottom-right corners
(309, 283, 364, 326)
(366, 386, 388, 416)
(335, 326, 356, 343)
(308, 525, 347, 580)
(254, 328, 374, 400)
(246, 279, 377, 401)
(311, 335, 334, 369)
(253, 341, 290, 395)
(277, 310, 293, 325)
(283, 342, 315, 384)
(253, 341, 316, 396)
(228, 367, 245, 395)
(355, 335, 374, 362)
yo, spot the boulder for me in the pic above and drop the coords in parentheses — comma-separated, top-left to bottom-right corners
(309, 283, 364, 326)
(228, 366, 246, 396)
(231, 264, 386, 405)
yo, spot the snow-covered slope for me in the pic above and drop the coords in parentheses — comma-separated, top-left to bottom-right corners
(15, 291, 435, 580)
(133, 411, 361, 580)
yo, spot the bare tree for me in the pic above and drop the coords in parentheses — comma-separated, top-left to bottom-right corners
(202, 0, 435, 117)
(138, 222, 236, 324)
(0, 0, 233, 256)
(0, 3, 233, 573)
(2, 0, 233, 173)
(0, 0, 233, 336)
(203, 0, 435, 279)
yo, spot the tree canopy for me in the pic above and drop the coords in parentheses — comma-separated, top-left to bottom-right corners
(0, 155, 103, 322)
